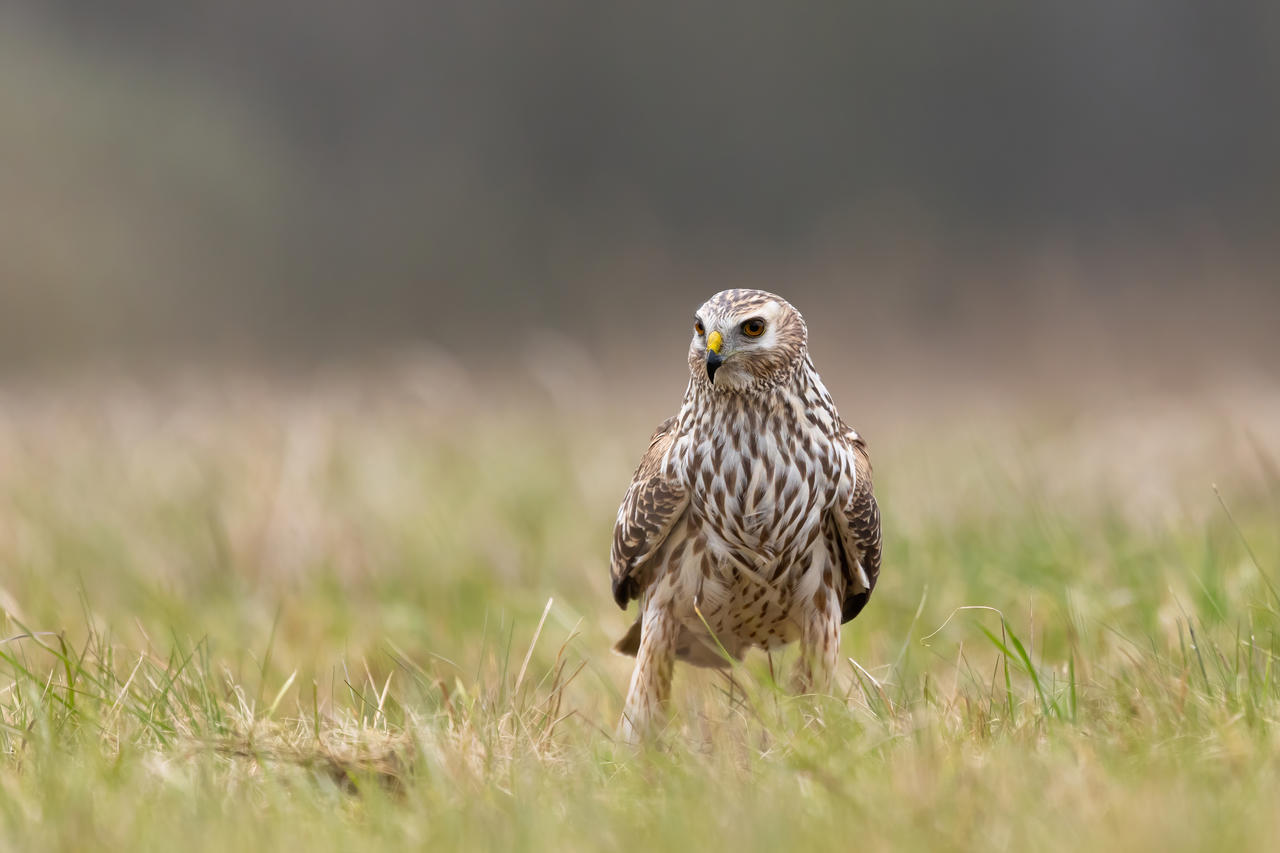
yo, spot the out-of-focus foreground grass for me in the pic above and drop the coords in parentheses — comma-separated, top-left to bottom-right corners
(2, 370, 1279, 852)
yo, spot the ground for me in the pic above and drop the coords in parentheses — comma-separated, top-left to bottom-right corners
(2, 372, 1279, 851)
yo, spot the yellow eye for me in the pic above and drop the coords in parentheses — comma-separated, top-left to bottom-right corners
(694, 320, 705, 336)
(741, 318, 765, 337)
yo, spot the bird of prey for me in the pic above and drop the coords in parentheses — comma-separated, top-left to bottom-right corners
(610, 289, 881, 741)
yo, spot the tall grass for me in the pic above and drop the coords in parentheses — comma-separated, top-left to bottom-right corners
(2, 378, 1279, 851)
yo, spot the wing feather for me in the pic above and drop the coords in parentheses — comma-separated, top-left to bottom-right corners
(831, 427, 882, 623)
(610, 416, 689, 608)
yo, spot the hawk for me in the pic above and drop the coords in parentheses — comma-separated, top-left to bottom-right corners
(610, 289, 881, 741)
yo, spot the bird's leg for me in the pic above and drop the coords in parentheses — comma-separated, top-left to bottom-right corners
(618, 603, 678, 744)
(791, 585, 842, 695)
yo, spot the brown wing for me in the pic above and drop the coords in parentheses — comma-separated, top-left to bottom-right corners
(610, 416, 689, 608)
(831, 427, 882, 623)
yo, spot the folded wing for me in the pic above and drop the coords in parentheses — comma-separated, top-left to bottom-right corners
(610, 417, 689, 607)
(831, 427, 883, 623)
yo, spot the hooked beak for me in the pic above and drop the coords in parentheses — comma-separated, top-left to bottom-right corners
(705, 330, 724, 383)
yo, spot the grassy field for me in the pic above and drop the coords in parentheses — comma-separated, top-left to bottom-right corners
(2, 374, 1279, 851)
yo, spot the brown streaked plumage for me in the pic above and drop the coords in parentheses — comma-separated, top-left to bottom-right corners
(610, 289, 882, 741)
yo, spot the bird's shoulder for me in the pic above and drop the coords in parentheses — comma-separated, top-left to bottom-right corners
(828, 416, 871, 480)
(633, 415, 679, 480)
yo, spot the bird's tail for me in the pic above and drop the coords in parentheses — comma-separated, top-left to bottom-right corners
(611, 617, 642, 657)
(612, 616, 733, 669)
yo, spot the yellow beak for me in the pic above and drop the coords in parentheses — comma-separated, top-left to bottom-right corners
(706, 330, 723, 354)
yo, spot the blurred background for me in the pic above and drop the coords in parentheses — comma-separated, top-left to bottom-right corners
(1, 1, 1277, 402)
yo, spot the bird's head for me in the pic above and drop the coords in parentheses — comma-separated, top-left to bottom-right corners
(688, 289, 808, 394)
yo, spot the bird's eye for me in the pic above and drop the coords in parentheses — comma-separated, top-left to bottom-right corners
(741, 318, 766, 337)
(694, 320, 705, 336)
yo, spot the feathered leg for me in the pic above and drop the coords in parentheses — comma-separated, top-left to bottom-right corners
(618, 602, 678, 744)
(791, 582, 842, 694)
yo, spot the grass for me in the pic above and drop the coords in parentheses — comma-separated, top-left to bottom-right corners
(2, 375, 1280, 851)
